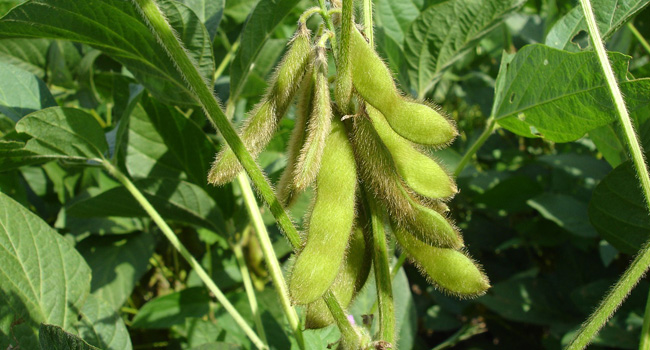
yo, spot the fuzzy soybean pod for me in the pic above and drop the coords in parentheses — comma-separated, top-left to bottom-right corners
(289, 118, 357, 305)
(208, 25, 312, 186)
(392, 222, 489, 297)
(276, 58, 316, 206)
(365, 104, 456, 200)
(293, 46, 333, 191)
(349, 26, 457, 146)
(351, 116, 463, 249)
(304, 223, 372, 329)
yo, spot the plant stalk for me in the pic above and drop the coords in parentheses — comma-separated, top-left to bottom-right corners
(367, 194, 395, 344)
(237, 174, 305, 350)
(213, 37, 240, 83)
(567, 1, 650, 349)
(362, 0, 373, 46)
(640, 285, 650, 350)
(628, 22, 650, 56)
(334, 0, 354, 114)
(232, 231, 268, 346)
(102, 161, 267, 350)
(454, 117, 497, 177)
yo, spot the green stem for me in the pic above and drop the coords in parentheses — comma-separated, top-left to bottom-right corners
(640, 286, 650, 350)
(299, 6, 323, 25)
(391, 252, 407, 280)
(237, 174, 305, 350)
(367, 194, 395, 344)
(567, 1, 650, 349)
(628, 22, 650, 56)
(214, 37, 240, 83)
(322, 291, 363, 348)
(232, 233, 268, 346)
(362, 0, 373, 46)
(454, 117, 497, 177)
(102, 161, 267, 350)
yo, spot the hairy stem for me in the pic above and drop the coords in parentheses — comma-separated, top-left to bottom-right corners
(237, 174, 305, 349)
(362, 0, 373, 46)
(628, 22, 650, 56)
(367, 194, 395, 344)
(640, 286, 650, 350)
(454, 117, 497, 177)
(232, 230, 268, 346)
(567, 1, 650, 348)
(103, 161, 267, 349)
(335, 0, 354, 114)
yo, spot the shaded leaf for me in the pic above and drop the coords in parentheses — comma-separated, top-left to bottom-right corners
(229, 0, 301, 99)
(0, 60, 55, 122)
(404, 0, 524, 96)
(0, 192, 91, 350)
(77, 294, 133, 350)
(528, 193, 598, 238)
(131, 287, 211, 329)
(39, 324, 99, 350)
(178, 0, 225, 40)
(493, 44, 650, 142)
(0, 0, 214, 105)
(546, 0, 650, 52)
(0, 38, 50, 78)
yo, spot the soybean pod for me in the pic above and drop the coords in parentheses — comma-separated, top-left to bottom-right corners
(349, 26, 457, 146)
(209, 25, 312, 186)
(289, 118, 357, 305)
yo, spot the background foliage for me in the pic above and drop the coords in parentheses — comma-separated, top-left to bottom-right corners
(1, 0, 650, 349)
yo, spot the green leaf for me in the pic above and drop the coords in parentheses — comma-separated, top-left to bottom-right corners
(229, 0, 301, 99)
(0, 140, 49, 171)
(0, 38, 50, 78)
(77, 233, 155, 311)
(76, 294, 133, 350)
(178, 0, 224, 40)
(0, 60, 55, 122)
(493, 44, 650, 142)
(0, 0, 214, 105)
(404, 0, 524, 96)
(545, 0, 650, 52)
(66, 178, 226, 235)
(131, 287, 211, 329)
(0, 0, 23, 16)
(15, 107, 108, 161)
(39, 324, 100, 350)
(589, 161, 650, 254)
(0, 192, 91, 350)
(527, 193, 598, 238)
(374, 0, 422, 45)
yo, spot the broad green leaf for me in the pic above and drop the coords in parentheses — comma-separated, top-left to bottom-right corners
(404, 0, 525, 96)
(15, 107, 108, 161)
(493, 44, 650, 142)
(0, 60, 55, 122)
(589, 161, 650, 254)
(76, 295, 133, 350)
(77, 233, 155, 311)
(0, 140, 49, 171)
(131, 287, 211, 329)
(67, 178, 226, 235)
(0, 0, 214, 105)
(229, 0, 301, 99)
(527, 193, 598, 238)
(0, 0, 22, 16)
(546, 0, 650, 52)
(538, 153, 612, 181)
(178, 0, 224, 40)
(39, 324, 99, 350)
(0, 192, 91, 350)
(0, 38, 50, 78)
(374, 0, 422, 45)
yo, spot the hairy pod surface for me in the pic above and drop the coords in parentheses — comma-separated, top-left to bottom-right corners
(392, 223, 489, 297)
(293, 46, 333, 191)
(365, 104, 456, 200)
(351, 116, 463, 249)
(349, 26, 457, 146)
(305, 223, 372, 329)
(277, 58, 316, 206)
(208, 26, 312, 186)
(289, 119, 357, 304)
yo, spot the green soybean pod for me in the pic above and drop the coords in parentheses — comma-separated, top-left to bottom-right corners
(305, 223, 372, 329)
(289, 118, 357, 305)
(208, 25, 312, 186)
(277, 58, 316, 206)
(351, 115, 463, 249)
(293, 46, 333, 191)
(365, 104, 456, 200)
(349, 26, 457, 146)
(392, 222, 490, 297)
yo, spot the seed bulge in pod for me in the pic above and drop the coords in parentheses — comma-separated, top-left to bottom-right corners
(349, 26, 457, 146)
(289, 118, 357, 304)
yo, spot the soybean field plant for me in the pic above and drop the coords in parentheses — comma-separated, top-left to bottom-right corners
(1, 0, 650, 349)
